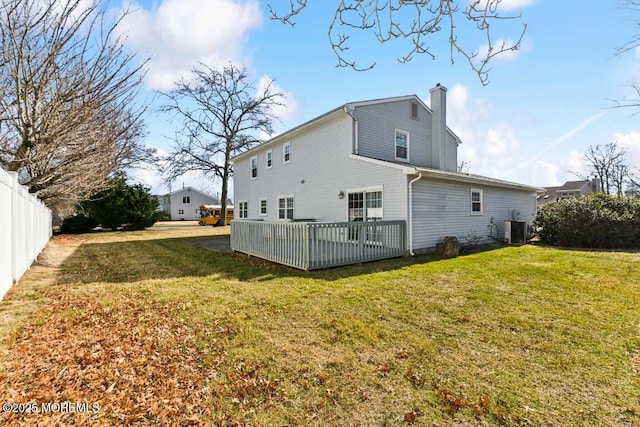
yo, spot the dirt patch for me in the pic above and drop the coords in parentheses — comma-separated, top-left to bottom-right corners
(0, 236, 83, 350)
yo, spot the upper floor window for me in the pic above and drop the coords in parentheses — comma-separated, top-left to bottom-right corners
(266, 149, 273, 169)
(250, 156, 258, 179)
(283, 142, 291, 164)
(471, 189, 483, 215)
(395, 129, 409, 161)
(182, 196, 190, 204)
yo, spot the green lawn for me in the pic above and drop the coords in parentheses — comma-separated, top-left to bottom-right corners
(1, 226, 639, 426)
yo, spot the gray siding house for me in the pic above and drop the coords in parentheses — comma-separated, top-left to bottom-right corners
(232, 84, 541, 255)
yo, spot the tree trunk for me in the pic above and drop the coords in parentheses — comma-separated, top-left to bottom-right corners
(219, 152, 231, 226)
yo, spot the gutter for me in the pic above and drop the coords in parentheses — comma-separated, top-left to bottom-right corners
(408, 172, 423, 256)
(343, 106, 358, 154)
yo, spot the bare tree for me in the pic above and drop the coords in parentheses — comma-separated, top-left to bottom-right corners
(268, 0, 527, 85)
(159, 63, 285, 226)
(614, 0, 640, 110)
(0, 0, 150, 215)
(579, 141, 630, 196)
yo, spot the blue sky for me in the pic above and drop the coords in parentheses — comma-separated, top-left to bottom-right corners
(117, 0, 640, 196)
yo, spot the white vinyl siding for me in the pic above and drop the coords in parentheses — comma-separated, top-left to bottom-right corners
(233, 114, 407, 223)
(412, 179, 536, 250)
(354, 100, 430, 168)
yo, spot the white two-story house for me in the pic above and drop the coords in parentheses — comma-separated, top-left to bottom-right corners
(232, 84, 541, 254)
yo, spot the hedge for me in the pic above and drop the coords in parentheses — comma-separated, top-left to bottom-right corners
(535, 193, 640, 249)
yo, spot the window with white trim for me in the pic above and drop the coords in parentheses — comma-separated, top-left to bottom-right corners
(283, 142, 291, 164)
(266, 149, 272, 169)
(471, 189, 483, 215)
(259, 198, 267, 216)
(347, 188, 383, 222)
(278, 196, 294, 220)
(250, 156, 258, 179)
(182, 196, 190, 204)
(395, 129, 409, 161)
(178, 209, 184, 215)
(238, 201, 248, 219)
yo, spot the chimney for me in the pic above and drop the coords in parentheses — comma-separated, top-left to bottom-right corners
(430, 83, 447, 170)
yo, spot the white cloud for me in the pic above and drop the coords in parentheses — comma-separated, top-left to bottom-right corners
(119, 0, 262, 90)
(613, 131, 640, 168)
(257, 76, 298, 123)
(564, 149, 587, 181)
(446, 84, 522, 176)
(483, 123, 521, 162)
(447, 84, 491, 141)
(496, 0, 537, 12)
(531, 161, 561, 187)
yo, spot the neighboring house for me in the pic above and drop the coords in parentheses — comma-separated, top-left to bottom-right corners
(232, 84, 543, 254)
(537, 179, 601, 205)
(155, 186, 218, 220)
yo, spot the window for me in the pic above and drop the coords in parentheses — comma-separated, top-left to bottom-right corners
(178, 209, 184, 215)
(278, 196, 294, 220)
(250, 156, 258, 179)
(410, 102, 418, 119)
(182, 196, 190, 204)
(238, 201, 248, 219)
(266, 150, 273, 169)
(283, 142, 291, 164)
(348, 188, 383, 222)
(471, 189, 483, 215)
(259, 198, 267, 216)
(395, 129, 409, 161)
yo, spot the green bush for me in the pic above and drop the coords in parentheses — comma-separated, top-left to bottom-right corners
(81, 178, 161, 231)
(535, 193, 640, 248)
(60, 214, 99, 234)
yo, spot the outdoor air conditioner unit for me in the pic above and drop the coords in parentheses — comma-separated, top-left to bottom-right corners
(504, 220, 527, 244)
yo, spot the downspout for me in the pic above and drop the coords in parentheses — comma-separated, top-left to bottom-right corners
(408, 172, 423, 256)
(343, 106, 358, 154)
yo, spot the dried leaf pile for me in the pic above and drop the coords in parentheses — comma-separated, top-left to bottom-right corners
(0, 287, 226, 426)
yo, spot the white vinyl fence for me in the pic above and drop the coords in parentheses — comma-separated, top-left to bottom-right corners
(0, 167, 52, 300)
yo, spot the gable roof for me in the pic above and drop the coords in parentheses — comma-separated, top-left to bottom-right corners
(232, 93, 462, 162)
(159, 186, 217, 199)
(544, 180, 590, 193)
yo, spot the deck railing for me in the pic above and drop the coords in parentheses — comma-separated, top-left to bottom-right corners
(230, 220, 406, 270)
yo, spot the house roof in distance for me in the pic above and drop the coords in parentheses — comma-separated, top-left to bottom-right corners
(158, 186, 217, 199)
